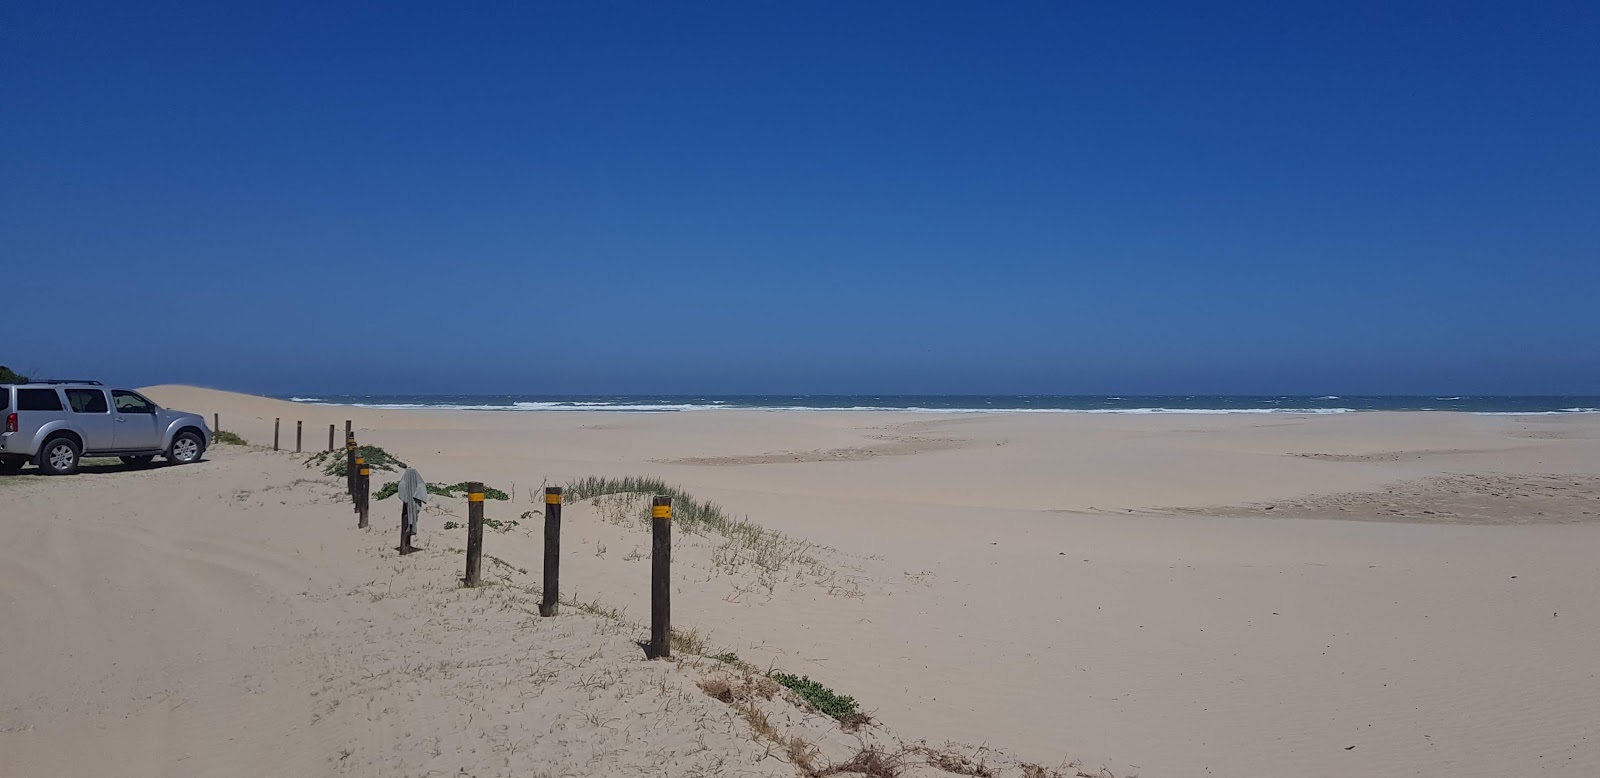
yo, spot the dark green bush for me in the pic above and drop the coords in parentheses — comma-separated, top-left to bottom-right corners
(769, 672, 864, 723)
(305, 445, 406, 477)
(212, 430, 248, 446)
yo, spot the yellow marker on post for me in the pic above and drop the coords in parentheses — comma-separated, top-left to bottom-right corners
(652, 503, 672, 519)
(468, 491, 485, 503)
(546, 491, 562, 505)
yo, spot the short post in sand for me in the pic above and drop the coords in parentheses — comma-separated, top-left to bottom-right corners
(539, 486, 563, 617)
(650, 495, 672, 659)
(213, 413, 219, 434)
(399, 499, 416, 556)
(462, 482, 485, 587)
(273, 418, 280, 451)
(295, 420, 302, 453)
(345, 429, 356, 497)
(327, 424, 334, 452)
(357, 462, 370, 529)
(351, 455, 364, 512)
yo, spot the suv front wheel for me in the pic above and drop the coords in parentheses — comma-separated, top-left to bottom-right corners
(167, 431, 205, 465)
(38, 437, 82, 475)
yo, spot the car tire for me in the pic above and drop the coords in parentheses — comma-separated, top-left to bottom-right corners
(0, 456, 24, 474)
(167, 431, 205, 465)
(38, 437, 82, 475)
(120, 455, 156, 467)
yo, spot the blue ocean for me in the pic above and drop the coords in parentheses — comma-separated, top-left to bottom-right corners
(279, 395, 1600, 415)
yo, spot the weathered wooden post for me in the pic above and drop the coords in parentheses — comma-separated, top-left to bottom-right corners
(540, 486, 563, 617)
(399, 500, 416, 555)
(295, 420, 302, 453)
(213, 413, 219, 434)
(351, 455, 364, 512)
(650, 495, 672, 658)
(327, 424, 335, 452)
(462, 482, 485, 587)
(357, 463, 370, 528)
(273, 418, 280, 451)
(345, 431, 357, 497)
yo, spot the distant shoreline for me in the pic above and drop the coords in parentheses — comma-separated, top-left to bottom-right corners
(271, 394, 1600, 415)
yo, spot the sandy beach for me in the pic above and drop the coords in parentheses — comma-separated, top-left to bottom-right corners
(4, 386, 1599, 777)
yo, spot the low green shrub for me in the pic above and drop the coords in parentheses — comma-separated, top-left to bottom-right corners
(212, 430, 248, 446)
(431, 482, 509, 500)
(304, 445, 407, 477)
(769, 672, 864, 723)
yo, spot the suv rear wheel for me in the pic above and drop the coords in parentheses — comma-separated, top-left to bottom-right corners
(167, 431, 204, 465)
(38, 436, 81, 475)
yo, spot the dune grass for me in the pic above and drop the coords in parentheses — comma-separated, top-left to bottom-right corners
(563, 475, 821, 575)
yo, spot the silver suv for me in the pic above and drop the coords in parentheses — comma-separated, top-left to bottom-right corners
(0, 381, 211, 475)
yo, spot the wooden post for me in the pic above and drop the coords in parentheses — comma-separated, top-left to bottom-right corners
(213, 413, 219, 433)
(345, 432, 357, 497)
(650, 495, 672, 658)
(327, 424, 335, 452)
(399, 500, 416, 555)
(351, 456, 364, 512)
(273, 418, 280, 451)
(540, 487, 563, 616)
(295, 420, 302, 453)
(357, 463, 370, 528)
(462, 481, 484, 587)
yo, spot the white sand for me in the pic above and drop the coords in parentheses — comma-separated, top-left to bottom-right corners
(4, 386, 1598, 776)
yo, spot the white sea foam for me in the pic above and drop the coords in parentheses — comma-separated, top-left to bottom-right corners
(1473, 408, 1600, 416)
(288, 397, 325, 403)
(1315, 395, 1341, 400)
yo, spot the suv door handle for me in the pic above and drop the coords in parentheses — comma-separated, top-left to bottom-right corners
(115, 417, 126, 423)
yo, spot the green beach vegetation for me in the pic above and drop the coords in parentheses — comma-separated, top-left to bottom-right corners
(212, 430, 248, 446)
(304, 445, 406, 477)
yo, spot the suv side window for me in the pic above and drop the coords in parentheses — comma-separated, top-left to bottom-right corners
(17, 388, 64, 411)
(67, 389, 110, 414)
(1, 387, 8, 411)
(112, 390, 156, 414)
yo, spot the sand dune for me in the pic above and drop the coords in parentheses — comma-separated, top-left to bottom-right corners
(4, 386, 1599, 776)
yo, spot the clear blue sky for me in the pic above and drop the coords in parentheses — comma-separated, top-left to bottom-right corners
(4, 2, 1596, 395)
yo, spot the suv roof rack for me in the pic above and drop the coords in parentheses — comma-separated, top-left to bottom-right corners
(33, 379, 104, 386)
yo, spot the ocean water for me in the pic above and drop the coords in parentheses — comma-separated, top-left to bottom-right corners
(280, 395, 1600, 415)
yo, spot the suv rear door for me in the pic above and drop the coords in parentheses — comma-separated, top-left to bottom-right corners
(65, 388, 115, 453)
(15, 387, 65, 447)
(111, 390, 161, 450)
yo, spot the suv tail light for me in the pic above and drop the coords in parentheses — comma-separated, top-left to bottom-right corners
(5, 413, 14, 433)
